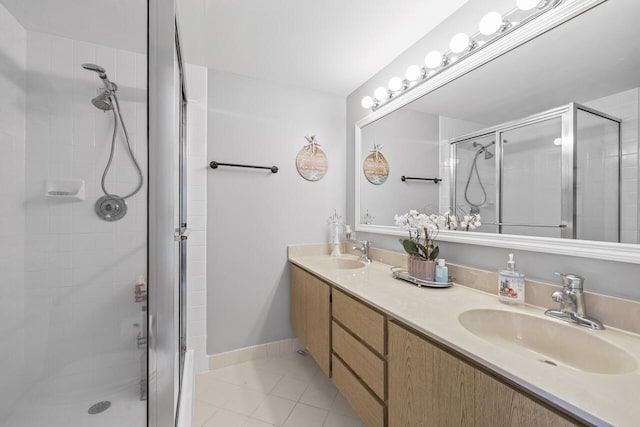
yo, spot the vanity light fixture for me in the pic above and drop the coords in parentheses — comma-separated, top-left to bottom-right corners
(388, 76, 404, 92)
(516, 0, 541, 11)
(449, 32, 471, 54)
(374, 86, 391, 102)
(405, 64, 424, 81)
(361, 0, 566, 111)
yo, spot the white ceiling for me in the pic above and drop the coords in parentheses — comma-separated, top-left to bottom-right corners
(0, 0, 147, 53)
(1, 0, 467, 96)
(177, 0, 468, 95)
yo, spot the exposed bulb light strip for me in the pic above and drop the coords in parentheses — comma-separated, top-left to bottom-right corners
(361, 0, 566, 111)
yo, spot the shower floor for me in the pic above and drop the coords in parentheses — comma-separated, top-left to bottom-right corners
(4, 351, 146, 427)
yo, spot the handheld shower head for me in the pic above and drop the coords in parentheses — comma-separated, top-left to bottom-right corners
(91, 90, 113, 111)
(82, 63, 107, 79)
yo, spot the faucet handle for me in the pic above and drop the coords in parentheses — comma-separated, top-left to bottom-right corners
(554, 272, 584, 291)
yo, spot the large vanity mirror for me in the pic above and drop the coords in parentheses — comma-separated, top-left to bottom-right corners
(355, 0, 640, 262)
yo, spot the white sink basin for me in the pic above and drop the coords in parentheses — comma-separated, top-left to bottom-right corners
(317, 258, 366, 270)
(459, 309, 637, 375)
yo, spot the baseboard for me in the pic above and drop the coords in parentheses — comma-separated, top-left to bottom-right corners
(208, 338, 304, 370)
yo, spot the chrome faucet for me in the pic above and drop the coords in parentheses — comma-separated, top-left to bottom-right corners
(350, 240, 372, 264)
(544, 272, 603, 330)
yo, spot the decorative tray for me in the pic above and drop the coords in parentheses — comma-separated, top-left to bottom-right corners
(390, 266, 454, 288)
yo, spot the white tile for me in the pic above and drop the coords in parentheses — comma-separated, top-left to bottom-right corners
(322, 412, 363, 427)
(203, 408, 248, 427)
(283, 403, 328, 427)
(299, 382, 338, 410)
(250, 395, 296, 426)
(209, 364, 282, 393)
(270, 376, 309, 402)
(328, 393, 358, 419)
(219, 387, 268, 416)
(197, 375, 242, 406)
(243, 419, 275, 427)
(193, 400, 218, 427)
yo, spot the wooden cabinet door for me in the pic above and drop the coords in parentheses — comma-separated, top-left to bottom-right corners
(290, 264, 331, 376)
(474, 371, 576, 427)
(290, 264, 306, 342)
(388, 321, 474, 427)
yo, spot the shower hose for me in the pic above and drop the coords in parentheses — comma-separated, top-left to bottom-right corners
(464, 148, 488, 208)
(101, 93, 144, 200)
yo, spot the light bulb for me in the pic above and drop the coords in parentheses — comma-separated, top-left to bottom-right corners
(361, 96, 374, 109)
(517, 0, 540, 11)
(388, 76, 403, 92)
(374, 87, 388, 100)
(405, 65, 422, 81)
(425, 50, 443, 69)
(553, 137, 562, 146)
(449, 33, 470, 53)
(479, 12, 503, 35)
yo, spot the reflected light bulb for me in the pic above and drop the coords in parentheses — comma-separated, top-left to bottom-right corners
(405, 65, 422, 81)
(449, 33, 470, 53)
(479, 12, 503, 35)
(361, 96, 374, 109)
(374, 86, 388, 100)
(425, 50, 443, 69)
(388, 76, 403, 92)
(553, 137, 562, 146)
(517, 0, 540, 11)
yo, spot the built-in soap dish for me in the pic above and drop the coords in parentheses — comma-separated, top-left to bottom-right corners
(45, 179, 85, 201)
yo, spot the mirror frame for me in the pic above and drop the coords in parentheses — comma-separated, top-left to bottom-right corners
(355, 0, 640, 264)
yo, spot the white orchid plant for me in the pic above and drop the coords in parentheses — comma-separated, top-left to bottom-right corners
(394, 209, 481, 261)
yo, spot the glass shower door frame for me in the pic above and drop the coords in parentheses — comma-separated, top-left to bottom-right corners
(450, 103, 621, 240)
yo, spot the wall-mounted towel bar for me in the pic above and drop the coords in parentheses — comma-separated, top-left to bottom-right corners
(401, 176, 442, 183)
(488, 222, 568, 229)
(209, 161, 279, 174)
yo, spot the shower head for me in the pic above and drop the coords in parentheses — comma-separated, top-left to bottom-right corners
(82, 63, 107, 79)
(91, 90, 113, 111)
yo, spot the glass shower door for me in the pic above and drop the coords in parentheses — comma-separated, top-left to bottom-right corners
(0, 1, 149, 426)
(500, 117, 564, 238)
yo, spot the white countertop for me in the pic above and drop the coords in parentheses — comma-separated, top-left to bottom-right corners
(288, 251, 640, 427)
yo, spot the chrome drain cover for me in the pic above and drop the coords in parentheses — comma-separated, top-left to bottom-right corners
(95, 195, 127, 221)
(88, 401, 111, 414)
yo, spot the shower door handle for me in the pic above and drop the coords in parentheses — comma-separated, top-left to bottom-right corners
(174, 227, 191, 241)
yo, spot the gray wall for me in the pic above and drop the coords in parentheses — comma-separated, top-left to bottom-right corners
(207, 69, 346, 354)
(346, 0, 640, 301)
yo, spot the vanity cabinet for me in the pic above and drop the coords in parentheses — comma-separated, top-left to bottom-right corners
(388, 321, 577, 427)
(290, 264, 331, 376)
(331, 289, 387, 427)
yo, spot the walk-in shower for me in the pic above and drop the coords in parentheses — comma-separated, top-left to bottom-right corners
(83, 63, 144, 222)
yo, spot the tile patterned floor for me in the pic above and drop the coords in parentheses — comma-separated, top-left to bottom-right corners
(193, 351, 365, 427)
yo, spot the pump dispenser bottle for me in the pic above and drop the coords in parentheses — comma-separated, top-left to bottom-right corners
(498, 253, 525, 304)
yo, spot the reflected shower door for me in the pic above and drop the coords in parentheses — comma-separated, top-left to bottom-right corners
(500, 117, 564, 238)
(453, 133, 497, 233)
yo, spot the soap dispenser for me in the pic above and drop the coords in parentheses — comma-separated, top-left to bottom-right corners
(498, 253, 525, 304)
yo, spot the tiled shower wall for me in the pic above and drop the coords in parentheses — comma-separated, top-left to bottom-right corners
(185, 64, 209, 374)
(585, 88, 640, 244)
(0, 3, 26, 419)
(23, 31, 147, 384)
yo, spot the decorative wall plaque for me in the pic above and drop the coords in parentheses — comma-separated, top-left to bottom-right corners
(363, 144, 389, 185)
(296, 135, 328, 181)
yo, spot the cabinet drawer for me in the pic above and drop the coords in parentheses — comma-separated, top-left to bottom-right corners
(332, 321, 385, 400)
(332, 289, 385, 355)
(332, 355, 384, 427)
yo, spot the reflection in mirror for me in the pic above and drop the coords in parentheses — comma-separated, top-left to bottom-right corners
(357, 0, 640, 245)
